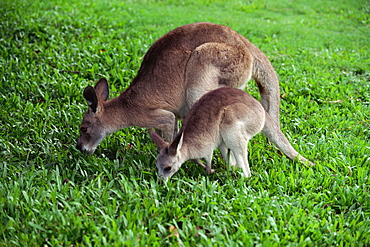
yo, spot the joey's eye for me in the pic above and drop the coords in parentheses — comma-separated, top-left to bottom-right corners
(80, 127, 87, 133)
(164, 166, 171, 172)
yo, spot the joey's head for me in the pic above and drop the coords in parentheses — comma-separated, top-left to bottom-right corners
(76, 78, 110, 154)
(149, 129, 184, 181)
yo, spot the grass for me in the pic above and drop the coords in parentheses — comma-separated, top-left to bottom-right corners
(0, 0, 369, 246)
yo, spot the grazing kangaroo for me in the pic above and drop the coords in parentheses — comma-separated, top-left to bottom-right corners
(149, 87, 314, 180)
(76, 22, 280, 154)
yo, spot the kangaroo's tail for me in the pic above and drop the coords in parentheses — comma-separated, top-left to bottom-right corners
(261, 112, 314, 165)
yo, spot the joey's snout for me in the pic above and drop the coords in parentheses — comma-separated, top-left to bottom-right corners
(157, 165, 171, 181)
(158, 175, 169, 183)
(157, 163, 180, 182)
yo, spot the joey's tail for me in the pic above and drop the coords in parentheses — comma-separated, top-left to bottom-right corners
(261, 112, 314, 165)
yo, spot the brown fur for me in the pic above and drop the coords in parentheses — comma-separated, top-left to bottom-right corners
(150, 88, 314, 180)
(76, 22, 280, 154)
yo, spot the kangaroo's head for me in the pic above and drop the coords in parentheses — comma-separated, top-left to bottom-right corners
(76, 78, 110, 154)
(149, 129, 184, 181)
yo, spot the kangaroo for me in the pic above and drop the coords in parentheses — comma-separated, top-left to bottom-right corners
(149, 87, 314, 180)
(76, 22, 280, 154)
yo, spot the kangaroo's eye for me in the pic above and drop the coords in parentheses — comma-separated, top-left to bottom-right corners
(80, 127, 87, 133)
(164, 166, 171, 172)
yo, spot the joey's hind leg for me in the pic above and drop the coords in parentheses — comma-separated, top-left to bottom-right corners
(219, 141, 237, 167)
(223, 136, 252, 177)
(233, 149, 251, 177)
(230, 140, 251, 177)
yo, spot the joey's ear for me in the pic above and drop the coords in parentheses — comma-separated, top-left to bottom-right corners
(168, 131, 184, 156)
(94, 78, 109, 101)
(149, 129, 168, 150)
(83, 86, 98, 113)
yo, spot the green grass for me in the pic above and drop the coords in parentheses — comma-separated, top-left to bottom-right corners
(0, 0, 369, 246)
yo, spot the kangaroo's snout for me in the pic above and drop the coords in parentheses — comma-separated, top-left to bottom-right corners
(76, 141, 95, 154)
(76, 142, 83, 153)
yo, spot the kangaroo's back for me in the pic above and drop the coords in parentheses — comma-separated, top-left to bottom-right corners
(127, 23, 260, 114)
(134, 23, 246, 82)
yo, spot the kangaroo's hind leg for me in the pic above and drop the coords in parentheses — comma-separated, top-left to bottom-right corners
(185, 42, 253, 111)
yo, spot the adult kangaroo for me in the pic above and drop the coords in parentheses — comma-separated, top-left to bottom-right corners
(76, 22, 280, 154)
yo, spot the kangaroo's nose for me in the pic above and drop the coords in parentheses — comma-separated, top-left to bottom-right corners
(76, 142, 83, 152)
(76, 140, 86, 153)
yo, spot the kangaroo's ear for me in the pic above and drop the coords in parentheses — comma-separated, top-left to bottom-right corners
(149, 129, 168, 151)
(83, 86, 98, 114)
(94, 78, 109, 101)
(168, 131, 183, 156)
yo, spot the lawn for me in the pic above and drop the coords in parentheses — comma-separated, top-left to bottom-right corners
(0, 0, 369, 246)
